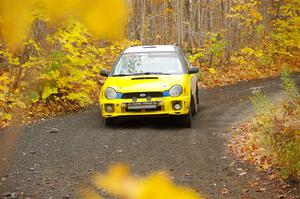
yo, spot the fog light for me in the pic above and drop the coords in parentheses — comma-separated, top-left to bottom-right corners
(158, 101, 163, 106)
(105, 104, 114, 113)
(174, 103, 181, 110)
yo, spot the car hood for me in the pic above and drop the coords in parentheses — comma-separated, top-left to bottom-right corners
(105, 75, 187, 93)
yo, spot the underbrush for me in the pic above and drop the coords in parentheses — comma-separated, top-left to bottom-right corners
(0, 19, 139, 128)
(230, 69, 300, 180)
(189, 43, 300, 88)
(196, 64, 300, 88)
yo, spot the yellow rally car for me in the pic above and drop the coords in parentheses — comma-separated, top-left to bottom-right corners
(99, 45, 199, 127)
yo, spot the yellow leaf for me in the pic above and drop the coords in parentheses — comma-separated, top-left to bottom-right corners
(80, 188, 103, 199)
(4, 113, 12, 121)
(208, 68, 217, 74)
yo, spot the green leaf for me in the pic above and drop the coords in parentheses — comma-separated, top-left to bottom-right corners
(42, 86, 58, 100)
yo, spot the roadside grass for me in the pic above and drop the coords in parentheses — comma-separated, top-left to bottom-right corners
(230, 68, 300, 181)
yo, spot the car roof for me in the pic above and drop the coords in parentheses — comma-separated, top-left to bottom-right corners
(123, 45, 179, 54)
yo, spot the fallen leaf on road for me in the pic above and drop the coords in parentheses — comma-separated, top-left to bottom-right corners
(239, 171, 247, 176)
(256, 187, 267, 192)
(242, 188, 249, 193)
(221, 187, 229, 194)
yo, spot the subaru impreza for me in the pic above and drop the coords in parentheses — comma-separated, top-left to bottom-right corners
(99, 45, 199, 127)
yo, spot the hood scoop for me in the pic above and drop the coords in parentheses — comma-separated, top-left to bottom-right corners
(131, 77, 159, 80)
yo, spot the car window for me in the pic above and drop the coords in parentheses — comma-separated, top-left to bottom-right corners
(112, 52, 184, 76)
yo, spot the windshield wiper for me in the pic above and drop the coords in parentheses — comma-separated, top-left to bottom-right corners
(132, 72, 171, 75)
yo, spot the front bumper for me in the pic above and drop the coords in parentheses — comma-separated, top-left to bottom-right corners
(100, 95, 190, 118)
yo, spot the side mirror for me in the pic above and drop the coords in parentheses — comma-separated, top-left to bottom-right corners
(188, 67, 199, 74)
(100, 70, 110, 77)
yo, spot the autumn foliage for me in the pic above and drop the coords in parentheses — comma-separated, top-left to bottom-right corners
(189, 0, 300, 88)
(0, 1, 134, 128)
(230, 69, 300, 179)
(80, 164, 203, 199)
(0, 0, 299, 128)
(0, 1, 299, 197)
(0, 0, 128, 50)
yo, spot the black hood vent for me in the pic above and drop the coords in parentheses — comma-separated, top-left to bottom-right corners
(131, 77, 158, 80)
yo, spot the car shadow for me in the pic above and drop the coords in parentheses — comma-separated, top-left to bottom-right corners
(105, 116, 185, 130)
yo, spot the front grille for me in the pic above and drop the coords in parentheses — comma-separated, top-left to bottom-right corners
(122, 92, 163, 99)
(125, 106, 162, 112)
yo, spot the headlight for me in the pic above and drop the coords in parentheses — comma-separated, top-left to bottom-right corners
(169, 85, 183, 97)
(104, 87, 117, 100)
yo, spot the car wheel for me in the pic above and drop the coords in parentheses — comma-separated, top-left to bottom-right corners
(196, 89, 199, 104)
(191, 95, 198, 116)
(181, 107, 192, 128)
(103, 117, 116, 126)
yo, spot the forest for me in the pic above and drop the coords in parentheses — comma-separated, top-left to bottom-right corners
(0, 0, 299, 128)
(0, 0, 299, 198)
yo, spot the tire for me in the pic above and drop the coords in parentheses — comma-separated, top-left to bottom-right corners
(181, 106, 192, 128)
(196, 89, 200, 104)
(191, 95, 198, 116)
(103, 117, 116, 126)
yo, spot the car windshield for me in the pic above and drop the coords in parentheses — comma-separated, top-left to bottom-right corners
(112, 52, 184, 76)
